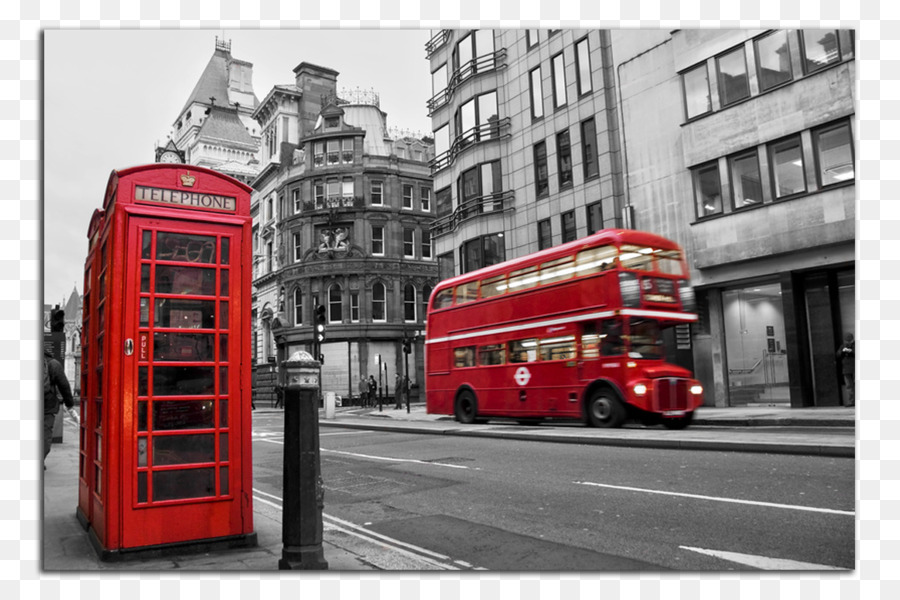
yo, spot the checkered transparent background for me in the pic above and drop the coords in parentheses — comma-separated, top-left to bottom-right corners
(9, 0, 891, 597)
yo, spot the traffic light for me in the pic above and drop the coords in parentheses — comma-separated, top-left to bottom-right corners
(315, 305, 327, 344)
(402, 336, 411, 354)
(50, 308, 65, 333)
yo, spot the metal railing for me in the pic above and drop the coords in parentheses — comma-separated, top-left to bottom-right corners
(431, 190, 515, 237)
(427, 49, 508, 114)
(430, 117, 510, 173)
(425, 30, 451, 58)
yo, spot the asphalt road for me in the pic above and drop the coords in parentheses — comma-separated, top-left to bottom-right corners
(251, 412, 855, 571)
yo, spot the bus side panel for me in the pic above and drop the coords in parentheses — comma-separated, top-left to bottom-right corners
(425, 341, 454, 415)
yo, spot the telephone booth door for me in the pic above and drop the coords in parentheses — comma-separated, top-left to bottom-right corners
(77, 164, 255, 557)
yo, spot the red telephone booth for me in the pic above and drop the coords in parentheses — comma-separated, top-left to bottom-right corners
(77, 164, 256, 558)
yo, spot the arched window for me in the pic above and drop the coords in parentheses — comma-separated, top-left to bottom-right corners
(328, 284, 343, 323)
(293, 288, 303, 326)
(372, 282, 386, 322)
(404, 284, 417, 322)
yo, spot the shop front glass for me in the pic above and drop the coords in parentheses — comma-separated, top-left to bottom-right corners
(723, 283, 790, 405)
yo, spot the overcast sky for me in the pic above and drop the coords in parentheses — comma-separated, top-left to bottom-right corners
(43, 29, 433, 308)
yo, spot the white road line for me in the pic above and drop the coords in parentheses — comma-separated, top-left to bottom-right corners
(251, 488, 466, 570)
(680, 546, 846, 570)
(574, 481, 855, 516)
(322, 448, 473, 470)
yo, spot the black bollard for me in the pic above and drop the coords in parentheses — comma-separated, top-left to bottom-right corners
(278, 351, 328, 570)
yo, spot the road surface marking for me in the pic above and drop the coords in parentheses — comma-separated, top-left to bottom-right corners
(252, 437, 473, 469)
(574, 481, 854, 516)
(680, 546, 846, 570)
(252, 488, 468, 570)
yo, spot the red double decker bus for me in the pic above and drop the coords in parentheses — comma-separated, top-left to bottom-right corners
(425, 229, 704, 429)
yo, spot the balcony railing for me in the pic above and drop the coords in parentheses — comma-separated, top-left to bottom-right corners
(430, 117, 511, 173)
(431, 190, 515, 237)
(425, 30, 451, 58)
(427, 48, 508, 115)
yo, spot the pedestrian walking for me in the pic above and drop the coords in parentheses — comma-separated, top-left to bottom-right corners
(368, 375, 378, 407)
(359, 375, 368, 407)
(836, 332, 855, 407)
(394, 373, 403, 409)
(43, 349, 78, 470)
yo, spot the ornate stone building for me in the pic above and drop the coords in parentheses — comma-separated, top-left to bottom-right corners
(250, 63, 437, 405)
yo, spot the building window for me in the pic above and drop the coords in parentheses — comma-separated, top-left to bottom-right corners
(813, 120, 854, 187)
(403, 228, 415, 258)
(456, 29, 495, 75)
(461, 233, 506, 273)
(459, 161, 502, 214)
(586, 201, 603, 234)
(350, 292, 360, 323)
(801, 30, 841, 74)
(729, 150, 763, 209)
(556, 130, 573, 189)
(434, 124, 450, 161)
(326, 139, 340, 165)
(313, 142, 324, 167)
(526, 30, 539, 49)
(404, 284, 417, 322)
(420, 187, 432, 212)
(314, 181, 324, 208)
(529, 66, 543, 120)
(769, 135, 806, 199)
(755, 30, 793, 92)
(293, 288, 303, 326)
(575, 37, 593, 96)
(716, 46, 750, 107)
(551, 52, 567, 108)
(402, 184, 414, 209)
(266, 196, 274, 222)
(293, 232, 303, 262)
(342, 138, 354, 163)
(538, 219, 552, 250)
(436, 187, 452, 219)
(693, 162, 722, 218)
(683, 63, 711, 120)
(456, 91, 499, 145)
(432, 63, 448, 97)
(581, 118, 599, 180)
(292, 189, 301, 213)
(371, 180, 383, 206)
(266, 241, 274, 273)
(342, 177, 354, 201)
(371, 225, 384, 256)
(328, 284, 343, 323)
(422, 229, 432, 259)
(561, 210, 577, 243)
(534, 141, 549, 198)
(372, 282, 386, 322)
(438, 252, 455, 281)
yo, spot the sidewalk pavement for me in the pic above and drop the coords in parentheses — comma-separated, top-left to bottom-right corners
(43, 403, 855, 571)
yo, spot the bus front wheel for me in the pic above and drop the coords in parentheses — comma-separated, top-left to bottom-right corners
(586, 390, 626, 428)
(455, 390, 478, 424)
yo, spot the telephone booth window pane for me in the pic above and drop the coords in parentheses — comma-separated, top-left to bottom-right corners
(142, 231, 152, 259)
(138, 401, 147, 431)
(140, 298, 150, 327)
(155, 265, 216, 295)
(220, 301, 229, 326)
(137, 438, 147, 467)
(153, 468, 215, 501)
(219, 367, 228, 395)
(153, 333, 214, 361)
(153, 434, 215, 465)
(153, 400, 215, 430)
(157, 233, 216, 264)
(95, 467, 102, 495)
(155, 299, 216, 329)
(219, 432, 229, 461)
(220, 467, 229, 495)
(141, 265, 151, 292)
(220, 400, 228, 427)
(220, 270, 229, 296)
(137, 472, 147, 503)
(220, 238, 230, 265)
(153, 366, 215, 396)
(139, 367, 148, 396)
(219, 335, 228, 361)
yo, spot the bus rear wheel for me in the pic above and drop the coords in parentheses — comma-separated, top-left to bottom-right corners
(586, 390, 626, 428)
(455, 390, 478, 424)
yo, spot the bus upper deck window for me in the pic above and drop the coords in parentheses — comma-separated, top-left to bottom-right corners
(539, 256, 576, 285)
(455, 281, 479, 304)
(507, 265, 540, 292)
(619, 245, 655, 271)
(432, 288, 454, 310)
(655, 249, 686, 276)
(575, 246, 616, 276)
(481, 274, 507, 298)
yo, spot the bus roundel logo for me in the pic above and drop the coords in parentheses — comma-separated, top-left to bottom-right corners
(514, 366, 531, 386)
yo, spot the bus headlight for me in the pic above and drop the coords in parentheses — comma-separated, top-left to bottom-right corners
(690, 384, 703, 395)
(634, 383, 648, 396)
